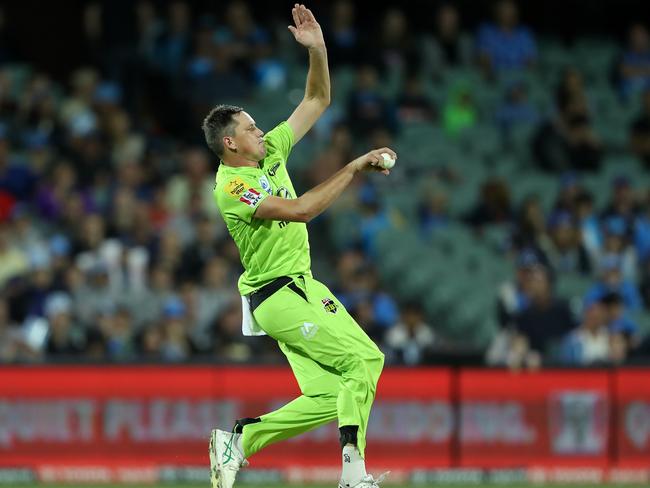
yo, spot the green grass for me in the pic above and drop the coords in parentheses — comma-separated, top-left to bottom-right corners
(17, 485, 650, 488)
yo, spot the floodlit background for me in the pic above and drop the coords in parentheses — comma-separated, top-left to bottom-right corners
(1, 0, 650, 486)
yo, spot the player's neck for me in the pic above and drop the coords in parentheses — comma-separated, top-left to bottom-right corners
(221, 155, 259, 168)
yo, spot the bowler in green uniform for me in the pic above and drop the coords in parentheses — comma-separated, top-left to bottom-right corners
(204, 5, 397, 488)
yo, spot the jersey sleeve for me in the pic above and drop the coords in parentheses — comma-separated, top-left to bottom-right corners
(216, 175, 269, 224)
(263, 121, 294, 161)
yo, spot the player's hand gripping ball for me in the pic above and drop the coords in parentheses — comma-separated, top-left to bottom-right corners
(379, 152, 396, 170)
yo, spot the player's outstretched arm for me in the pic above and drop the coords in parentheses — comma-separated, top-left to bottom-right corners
(286, 4, 330, 146)
(254, 148, 397, 223)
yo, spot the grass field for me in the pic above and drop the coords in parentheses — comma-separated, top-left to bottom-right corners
(19, 484, 650, 488)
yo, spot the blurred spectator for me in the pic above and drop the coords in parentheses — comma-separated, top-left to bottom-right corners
(561, 300, 610, 365)
(555, 67, 588, 114)
(496, 249, 538, 327)
(629, 88, 650, 168)
(60, 69, 99, 132)
(346, 64, 397, 139)
(159, 295, 197, 361)
(418, 185, 449, 237)
(370, 9, 419, 75)
(635, 192, 650, 263)
(597, 216, 638, 282)
(72, 262, 122, 326)
(574, 190, 602, 266)
(105, 109, 146, 165)
(350, 299, 383, 343)
(336, 262, 399, 330)
(465, 178, 513, 227)
(511, 195, 552, 255)
(618, 23, 650, 100)
(197, 257, 236, 331)
(638, 257, 650, 309)
(166, 147, 219, 218)
(533, 95, 603, 172)
(44, 292, 86, 358)
(305, 124, 353, 189)
(153, 1, 192, 79)
(98, 305, 136, 361)
(0, 223, 29, 288)
(601, 291, 639, 337)
(554, 172, 582, 213)
(324, 0, 360, 68)
(601, 176, 638, 237)
(213, 301, 255, 362)
(357, 183, 399, 257)
(0, 128, 38, 202)
(396, 74, 436, 124)
(126, 265, 174, 329)
(7, 248, 56, 322)
(384, 302, 435, 365)
(186, 16, 249, 119)
(513, 266, 576, 357)
(177, 215, 219, 280)
(421, 3, 473, 76)
(213, 0, 278, 89)
(545, 210, 591, 275)
(0, 298, 20, 362)
(477, 0, 537, 76)
(137, 324, 163, 360)
(495, 80, 538, 136)
(583, 254, 642, 311)
(442, 83, 477, 136)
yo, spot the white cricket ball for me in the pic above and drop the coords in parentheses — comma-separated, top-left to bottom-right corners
(379, 152, 396, 169)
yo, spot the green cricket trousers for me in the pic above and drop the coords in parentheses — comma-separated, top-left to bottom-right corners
(240, 274, 384, 459)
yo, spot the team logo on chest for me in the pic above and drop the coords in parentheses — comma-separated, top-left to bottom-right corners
(259, 175, 272, 195)
(322, 298, 338, 314)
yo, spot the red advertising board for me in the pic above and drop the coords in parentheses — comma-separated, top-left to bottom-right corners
(615, 369, 650, 467)
(458, 369, 610, 468)
(2, 366, 650, 476)
(0, 367, 452, 471)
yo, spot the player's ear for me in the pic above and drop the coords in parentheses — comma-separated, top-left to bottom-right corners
(223, 136, 237, 152)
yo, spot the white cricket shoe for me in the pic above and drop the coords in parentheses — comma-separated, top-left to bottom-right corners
(339, 472, 390, 488)
(209, 429, 248, 488)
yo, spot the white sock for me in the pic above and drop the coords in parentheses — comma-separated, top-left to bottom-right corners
(341, 445, 366, 487)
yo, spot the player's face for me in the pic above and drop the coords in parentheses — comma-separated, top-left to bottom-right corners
(229, 111, 266, 161)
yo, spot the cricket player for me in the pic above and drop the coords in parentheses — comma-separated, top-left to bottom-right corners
(203, 4, 396, 488)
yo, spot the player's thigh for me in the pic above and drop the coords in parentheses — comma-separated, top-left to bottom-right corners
(254, 277, 382, 368)
(278, 341, 341, 398)
(304, 276, 383, 361)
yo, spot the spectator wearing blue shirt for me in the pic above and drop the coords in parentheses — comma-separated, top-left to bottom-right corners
(477, 0, 537, 76)
(153, 2, 192, 79)
(0, 126, 38, 202)
(324, 0, 361, 68)
(561, 300, 610, 366)
(618, 24, 650, 100)
(584, 254, 642, 312)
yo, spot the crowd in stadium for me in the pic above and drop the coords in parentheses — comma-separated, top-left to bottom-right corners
(1, 0, 650, 366)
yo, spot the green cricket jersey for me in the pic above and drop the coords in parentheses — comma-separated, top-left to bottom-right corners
(213, 122, 312, 295)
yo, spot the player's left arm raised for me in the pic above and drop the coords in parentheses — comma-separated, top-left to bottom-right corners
(286, 4, 330, 146)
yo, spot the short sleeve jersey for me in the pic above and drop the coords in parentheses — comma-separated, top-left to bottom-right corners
(213, 122, 312, 295)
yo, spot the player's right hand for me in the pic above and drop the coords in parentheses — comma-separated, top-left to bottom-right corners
(349, 147, 397, 175)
